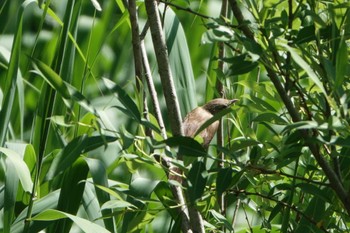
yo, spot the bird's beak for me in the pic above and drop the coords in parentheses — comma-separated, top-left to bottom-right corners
(229, 99, 239, 105)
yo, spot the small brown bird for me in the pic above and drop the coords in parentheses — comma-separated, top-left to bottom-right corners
(182, 98, 238, 148)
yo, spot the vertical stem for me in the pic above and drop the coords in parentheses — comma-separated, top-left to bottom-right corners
(144, 0, 183, 137)
(127, 0, 143, 90)
(144, 1, 194, 232)
(127, 0, 153, 137)
(217, 0, 228, 218)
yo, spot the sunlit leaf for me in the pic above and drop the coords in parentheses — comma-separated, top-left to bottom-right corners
(45, 135, 117, 181)
(31, 209, 111, 233)
(0, 147, 33, 193)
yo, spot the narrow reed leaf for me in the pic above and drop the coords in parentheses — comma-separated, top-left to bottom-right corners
(51, 158, 89, 233)
(0, 0, 36, 146)
(3, 159, 18, 233)
(45, 135, 117, 181)
(164, 8, 197, 115)
(282, 44, 326, 94)
(84, 158, 115, 231)
(0, 147, 33, 193)
(31, 209, 111, 233)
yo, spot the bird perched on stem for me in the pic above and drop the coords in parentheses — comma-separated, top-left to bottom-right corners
(182, 98, 238, 149)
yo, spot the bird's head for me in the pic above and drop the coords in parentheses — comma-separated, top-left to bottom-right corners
(202, 98, 238, 114)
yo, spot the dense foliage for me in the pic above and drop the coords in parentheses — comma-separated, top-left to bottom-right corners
(1, 0, 350, 232)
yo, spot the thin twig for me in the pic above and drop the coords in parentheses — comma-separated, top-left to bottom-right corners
(246, 165, 331, 187)
(159, 0, 212, 19)
(232, 189, 330, 233)
(217, 0, 228, 223)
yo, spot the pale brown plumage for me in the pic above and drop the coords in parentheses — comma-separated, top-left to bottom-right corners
(182, 98, 238, 148)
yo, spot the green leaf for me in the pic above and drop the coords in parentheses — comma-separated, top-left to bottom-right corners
(51, 158, 89, 233)
(103, 78, 141, 122)
(253, 113, 287, 125)
(295, 25, 316, 44)
(194, 106, 235, 137)
(230, 138, 262, 152)
(0, 147, 33, 193)
(45, 135, 117, 181)
(11, 190, 60, 233)
(84, 158, 114, 231)
(154, 181, 179, 219)
(164, 136, 207, 157)
(31, 209, 111, 233)
(281, 44, 327, 95)
(33, 60, 99, 115)
(226, 55, 259, 75)
(32, 58, 71, 99)
(187, 161, 208, 203)
(335, 37, 349, 89)
(202, 25, 234, 43)
(129, 177, 159, 199)
(3, 158, 18, 233)
(296, 183, 331, 203)
(101, 200, 136, 211)
(251, 95, 277, 112)
(209, 209, 234, 231)
(164, 8, 197, 114)
(216, 167, 233, 197)
(0, 0, 36, 146)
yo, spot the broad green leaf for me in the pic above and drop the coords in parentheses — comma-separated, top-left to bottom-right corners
(11, 190, 60, 233)
(194, 106, 235, 137)
(295, 25, 316, 44)
(251, 95, 277, 112)
(164, 7, 197, 115)
(335, 37, 349, 89)
(31, 209, 111, 233)
(94, 184, 125, 201)
(187, 161, 207, 203)
(209, 209, 233, 231)
(84, 158, 114, 231)
(82, 183, 106, 228)
(45, 135, 117, 181)
(226, 54, 258, 76)
(0, 147, 33, 193)
(33, 60, 99, 115)
(230, 138, 262, 152)
(294, 196, 326, 233)
(51, 158, 89, 233)
(153, 181, 178, 219)
(164, 136, 207, 157)
(129, 177, 159, 199)
(3, 158, 18, 233)
(216, 167, 233, 197)
(32, 58, 71, 99)
(103, 78, 141, 122)
(296, 183, 331, 203)
(253, 113, 287, 125)
(202, 25, 234, 43)
(101, 200, 136, 210)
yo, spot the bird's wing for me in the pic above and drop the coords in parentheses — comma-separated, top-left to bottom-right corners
(183, 108, 214, 137)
